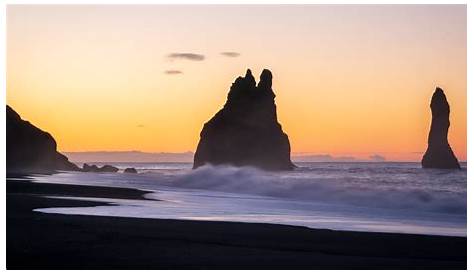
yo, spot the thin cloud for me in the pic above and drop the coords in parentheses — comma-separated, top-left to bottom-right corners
(164, 70, 183, 75)
(220, 52, 241, 57)
(167, 53, 205, 61)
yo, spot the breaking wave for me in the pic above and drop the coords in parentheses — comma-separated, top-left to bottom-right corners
(170, 165, 466, 215)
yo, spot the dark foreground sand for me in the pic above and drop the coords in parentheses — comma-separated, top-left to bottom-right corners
(6, 177, 466, 270)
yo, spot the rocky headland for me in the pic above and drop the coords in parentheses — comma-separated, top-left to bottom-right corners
(6, 105, 80, 173)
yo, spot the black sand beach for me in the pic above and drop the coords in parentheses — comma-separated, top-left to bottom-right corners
(6, 176, 466, 270)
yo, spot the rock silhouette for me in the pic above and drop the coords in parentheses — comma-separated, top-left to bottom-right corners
(82, 164, 119, 173)
(421, 87, 460, 169)
(100, 165, 119, 172)
(6, 105, 80, 173)
(193, 69, 295, 170)
(124, 167, 138, 174)
(82, 164, 100, 172)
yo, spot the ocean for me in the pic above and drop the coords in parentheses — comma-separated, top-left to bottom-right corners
(31, 162, 466, 236)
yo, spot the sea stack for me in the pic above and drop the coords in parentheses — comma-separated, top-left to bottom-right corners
(421, 87, 460, 169)
(193, 69, 295, 170)
(6, 105, 80, 173)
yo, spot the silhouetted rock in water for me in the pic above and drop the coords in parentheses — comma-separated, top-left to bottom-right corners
(193, 69, 295, 170)
(6, 105, 80, 173)
(422, 87, 460, 169)
(101, 165, 119, 172)
(82, 163, 119, 173)
(124, 167, 138, 174)
(83, 164, 100, 172)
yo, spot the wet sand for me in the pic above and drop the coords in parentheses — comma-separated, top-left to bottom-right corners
(6, 177, 466, 269)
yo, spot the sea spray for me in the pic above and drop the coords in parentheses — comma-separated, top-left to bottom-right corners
(170, 164, 466, 215)
(31, 162, 466, 236)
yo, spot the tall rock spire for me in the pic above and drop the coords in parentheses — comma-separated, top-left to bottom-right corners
(193, 69, 295, 170)
(421, 87, 460, 169)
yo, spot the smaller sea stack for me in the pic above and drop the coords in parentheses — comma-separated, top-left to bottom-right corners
(421, 87, 460, 169)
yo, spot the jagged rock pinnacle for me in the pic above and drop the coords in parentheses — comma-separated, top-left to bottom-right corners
(244, 69, 256, 87)
(257, 69, 272, 90)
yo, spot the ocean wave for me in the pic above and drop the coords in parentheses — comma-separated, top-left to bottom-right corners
(170, 165, 466, 215)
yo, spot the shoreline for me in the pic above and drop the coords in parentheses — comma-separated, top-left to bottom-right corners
(7, 177, 467, 269)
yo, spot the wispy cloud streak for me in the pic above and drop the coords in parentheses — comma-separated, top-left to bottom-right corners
(220, 52, 240, 57)
(164, 70, 183, 75)
(167, 53, 205, 61)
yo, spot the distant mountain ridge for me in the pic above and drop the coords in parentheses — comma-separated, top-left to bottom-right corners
(63, 151, 194, 163)
(63, 151, 388, 163)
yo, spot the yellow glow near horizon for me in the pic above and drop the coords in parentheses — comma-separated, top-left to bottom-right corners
(7, 5, 467, 161)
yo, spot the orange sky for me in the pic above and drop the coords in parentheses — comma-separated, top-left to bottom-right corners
(6, 5, 467, 161)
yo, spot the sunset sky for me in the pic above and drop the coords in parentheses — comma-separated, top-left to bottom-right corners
(6, 5, 467, 161)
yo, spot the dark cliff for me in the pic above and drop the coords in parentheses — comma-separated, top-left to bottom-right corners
(6, 105, 80, 173)
(421, 88, 460, 169)
(193, 69, 295, 170)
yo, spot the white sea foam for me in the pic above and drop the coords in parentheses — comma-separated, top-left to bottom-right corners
(30, 162, 467, 236)
(170, 165, 466, 214)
